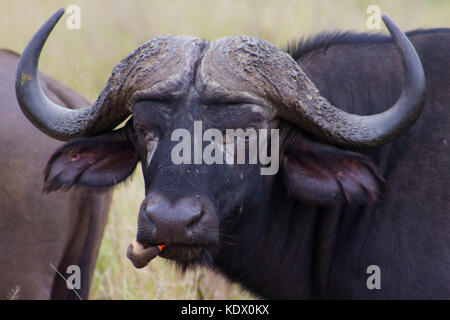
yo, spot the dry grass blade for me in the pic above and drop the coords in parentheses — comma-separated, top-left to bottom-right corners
(7, 285, 21, 300)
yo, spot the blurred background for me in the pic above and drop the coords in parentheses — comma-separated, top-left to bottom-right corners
(1, 0, 448, 299)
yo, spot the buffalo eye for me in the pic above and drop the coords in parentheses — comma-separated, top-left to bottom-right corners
(134, 123, 149, 136)
(132, 124, 159, 166)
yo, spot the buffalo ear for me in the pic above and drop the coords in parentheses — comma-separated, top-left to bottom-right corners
(281, 134, 385, 204)
(43, 126, 138, 192)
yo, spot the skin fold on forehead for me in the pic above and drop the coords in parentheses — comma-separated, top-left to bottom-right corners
(196, 36, 303, 116)
(109, 35, 207, 111)
(116, 34, 301, 119)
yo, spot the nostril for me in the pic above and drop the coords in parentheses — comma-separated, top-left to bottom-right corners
(185, 209, 204, 230)
(187, 220, 195, 229)
(186, 218, 197, 229)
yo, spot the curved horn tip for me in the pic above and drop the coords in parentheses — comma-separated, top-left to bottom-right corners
(381, 13, 425, 90)
(43, 7, 66, 36)
(14, 7, 74, 141)
(17, 8, 65, 80)
(42, 8, 66, 30)
(381, 14, 403, 35)
(15, 7, 132, 141)
(53, 7, 66, 18)
(283, 13, 425, 148)
(381, 13, 390, 22)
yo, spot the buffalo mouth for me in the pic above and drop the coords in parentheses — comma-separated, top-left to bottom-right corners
(158, 243, 213, 262)
(127, 240, 214, 268)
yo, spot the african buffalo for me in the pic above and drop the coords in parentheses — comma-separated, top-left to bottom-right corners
(0, 48, 112, 299)
(16, 9, 449, 299)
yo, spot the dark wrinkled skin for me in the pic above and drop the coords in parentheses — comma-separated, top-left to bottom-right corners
(0, 50, 112, 299)
(43, 29, 449, 299)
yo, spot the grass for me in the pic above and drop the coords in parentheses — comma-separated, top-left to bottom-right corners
(0, 0, 448, 299)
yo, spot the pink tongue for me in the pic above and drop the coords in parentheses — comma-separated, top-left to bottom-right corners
(126, 240, 160, 269)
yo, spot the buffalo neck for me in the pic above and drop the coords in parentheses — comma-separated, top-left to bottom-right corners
(210, 173, 378, 299)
